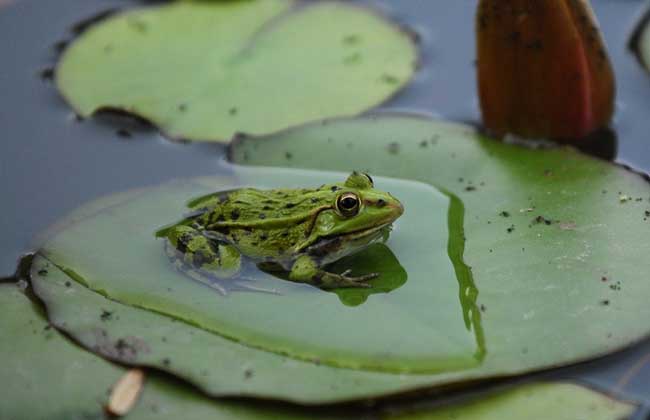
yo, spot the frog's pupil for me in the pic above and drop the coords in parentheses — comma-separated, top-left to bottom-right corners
(341, 197, 357, 210)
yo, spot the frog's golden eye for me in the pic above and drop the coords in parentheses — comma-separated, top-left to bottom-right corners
(336, 193, 360, 217)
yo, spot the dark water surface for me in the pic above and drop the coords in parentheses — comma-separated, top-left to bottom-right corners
(2, 0, 650, 277)
(1, 0, 650, 414)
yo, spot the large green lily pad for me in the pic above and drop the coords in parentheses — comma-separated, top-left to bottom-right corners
(0, 283, 124, 419)
(31, 116, 650, 403)
(388, 382, 636, 420)
(56, 0, 417, 142)
(1, 284, 635, 419)
(33, 168, 488, 402)
(229, 115, 650, 388)
(0, 283, 331, 419)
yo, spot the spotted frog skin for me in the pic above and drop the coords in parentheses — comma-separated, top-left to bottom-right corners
(161, 172, 403, 293)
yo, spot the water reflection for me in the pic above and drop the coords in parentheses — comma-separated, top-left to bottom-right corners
(445, 192, 486, 363)
(154, 175, 486, 372)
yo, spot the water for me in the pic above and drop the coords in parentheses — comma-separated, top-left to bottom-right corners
(1, 0, 650, 412)
(2, 0, 650, 279)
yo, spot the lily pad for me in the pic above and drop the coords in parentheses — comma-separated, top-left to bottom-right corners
(56, 0, 417, 142)
(229, 115, 650, 389)
(12, 271, 638, 419)
(0, 283, 125, 419)
(33, 168, 488, 402)
(31, 116, 650, 403)
(1, 282, 636, 419)
(388, 382, 636, 420)
(0, 283, 331, 419)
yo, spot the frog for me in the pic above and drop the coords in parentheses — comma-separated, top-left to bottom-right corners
(159, 172, 404, 294)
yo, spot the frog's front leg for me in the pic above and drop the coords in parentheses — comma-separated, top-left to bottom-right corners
(288, 255, 377, 289)
(165, 225, 241, 293)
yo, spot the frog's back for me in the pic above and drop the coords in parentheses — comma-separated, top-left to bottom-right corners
(201, 186, 332, 226)
(193, 185, 336, 262)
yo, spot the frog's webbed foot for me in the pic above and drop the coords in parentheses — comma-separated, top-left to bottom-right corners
(180, 267, 229, 296)
(289, 256, 377, 289)
(231, 281, 282, 295)
(323, 269, 377, 289)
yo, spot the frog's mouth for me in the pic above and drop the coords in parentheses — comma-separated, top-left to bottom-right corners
(306, 222, 393, 262)
(338, 222, 393, 242)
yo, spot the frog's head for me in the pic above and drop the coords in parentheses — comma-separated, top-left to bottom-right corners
(298, 172, 404, 251)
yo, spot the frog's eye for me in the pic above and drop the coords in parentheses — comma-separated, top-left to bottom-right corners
(364, 173, 374, 187)
(336, 193, 360, 217)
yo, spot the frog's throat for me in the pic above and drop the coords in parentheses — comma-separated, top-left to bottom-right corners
(295, 221, 393, 252)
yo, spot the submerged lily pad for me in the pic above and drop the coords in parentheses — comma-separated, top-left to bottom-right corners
(56, 0, 417, 142)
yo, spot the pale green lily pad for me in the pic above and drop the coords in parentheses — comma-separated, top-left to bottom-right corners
(389, 382, 636, 420)
(33, 168, 488, 403)
(1, 281, 636, 419)
(0, 283, 125, 419)
(0, 283, 331, 419)
(56, 0, 417, 142)
(31, 116, 650, 403)
(229, 115, 650, 390)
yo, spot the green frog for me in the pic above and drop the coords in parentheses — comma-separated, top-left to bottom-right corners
(160, 172, 403, 294)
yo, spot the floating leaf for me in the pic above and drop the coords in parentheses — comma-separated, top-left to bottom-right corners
(389, 382, 636, 420)
(56, 0, 417, 142)
(2, 282, 637, 419)
(229, 114, 650, 393)
(32, 115, 650, 403)
(32, 169, 485, 403)
(0, 283, 328, 419)
(0, 283, 123, 419)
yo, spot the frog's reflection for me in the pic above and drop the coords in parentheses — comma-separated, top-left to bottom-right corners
(161, 239, 408, 305)
(261, 243, 408, 306)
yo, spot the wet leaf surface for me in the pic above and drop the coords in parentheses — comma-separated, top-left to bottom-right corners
(4, 282, 637, 419)
(0, 283, 332, 419)
(56, 0, 417, 142)
(30, 114, 650, 403)
(0, 282, 125, 420)
(228, 114, 650, 396)
(388, 382, 636, 420)
(32, 169, 486, 403)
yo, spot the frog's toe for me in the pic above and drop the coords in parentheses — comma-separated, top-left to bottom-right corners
(343, 272, 379, 283)
(343, 280, 372, 288)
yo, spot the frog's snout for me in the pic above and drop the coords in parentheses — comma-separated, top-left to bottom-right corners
(393, 201, 404, 217)
(387, 197, 404, 220)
